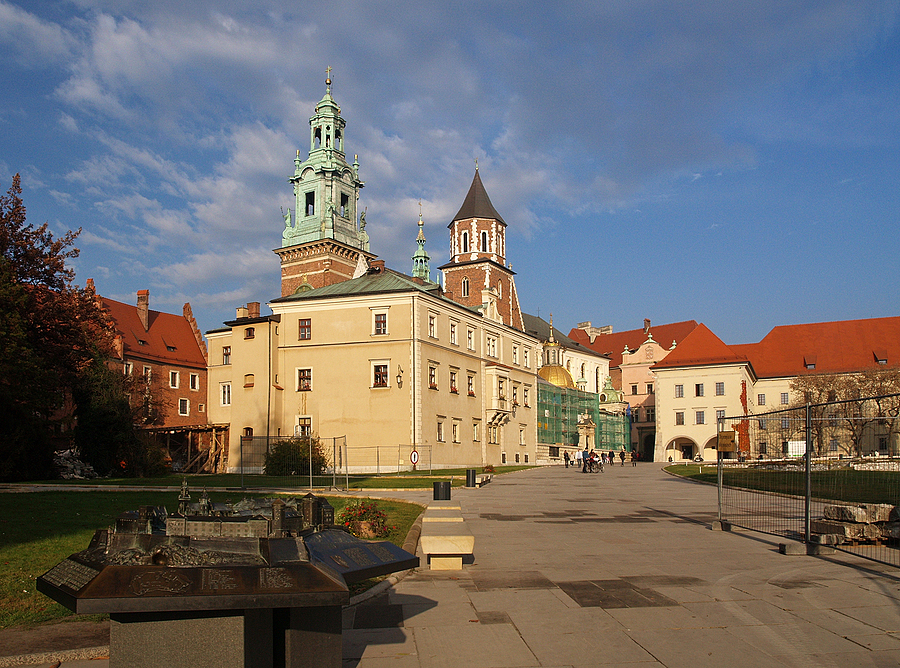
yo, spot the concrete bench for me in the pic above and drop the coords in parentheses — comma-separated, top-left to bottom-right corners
(475, 474, 492, 487)
(419, 502, 474, 570)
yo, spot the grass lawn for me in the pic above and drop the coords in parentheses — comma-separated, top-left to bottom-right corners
(0, 490, 422, 630)
(666, 464, 900, 505)
(26, 465, 532, 490)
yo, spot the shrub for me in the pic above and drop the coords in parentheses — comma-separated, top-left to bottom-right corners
(264, 436, 327, 476)
(483, 464, 496, 473)
(337, 500, 391, 538)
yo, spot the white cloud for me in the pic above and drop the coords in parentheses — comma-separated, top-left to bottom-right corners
(0, 1, 76, 65)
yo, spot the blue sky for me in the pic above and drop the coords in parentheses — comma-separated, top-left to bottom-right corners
(1, 1, 898, 345)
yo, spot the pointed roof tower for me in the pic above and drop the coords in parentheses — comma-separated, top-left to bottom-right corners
(440, 167, 523, 330)
(275, 69, 376, 295)
(411, 203, 431, 281)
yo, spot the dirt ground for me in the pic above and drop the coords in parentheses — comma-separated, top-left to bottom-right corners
(0, 618, 109, 659)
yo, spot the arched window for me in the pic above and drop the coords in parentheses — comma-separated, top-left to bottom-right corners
(497, 281, 502, 298)
(461, 231, 469, 253)
(461, 277, 469, 297)
(481, 231, 488, 252)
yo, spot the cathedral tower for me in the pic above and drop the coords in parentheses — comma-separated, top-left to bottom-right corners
(276, 71, 376, 295)
(440, 169, 523, 330)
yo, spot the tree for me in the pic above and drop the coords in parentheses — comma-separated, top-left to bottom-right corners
(0, 174, 114, 481)
(789, 368, 900, 457)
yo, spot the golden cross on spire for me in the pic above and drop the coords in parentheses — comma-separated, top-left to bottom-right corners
(326, 65, 332, 79)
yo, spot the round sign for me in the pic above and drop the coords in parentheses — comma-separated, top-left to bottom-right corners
(410, 450, 419, 465)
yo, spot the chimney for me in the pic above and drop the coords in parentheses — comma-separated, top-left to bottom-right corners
(236, 306, 249, 319)
(644, 318, 651, 335)
(368, 260, 385, 273)
(137, 290, 150, 331)
(248, 302, 260, 319)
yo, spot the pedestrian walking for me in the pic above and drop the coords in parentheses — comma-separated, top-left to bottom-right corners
(631, 450, 638, 466)
(619, 449, 626, 466)
(582, 446, 590, 473)
(564, 450, 570, 468)
(574, 449, 582, 471)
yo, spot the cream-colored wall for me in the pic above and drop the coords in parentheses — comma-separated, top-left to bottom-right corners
(559, 347, 610, 394)
(620, 338, 669, 454)
(211, 287, 540, 473)
(654, 363, 752, 462)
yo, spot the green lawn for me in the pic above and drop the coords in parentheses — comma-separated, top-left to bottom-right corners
(667, 464, 900, 505)
(26, 465, 532, 490)
(0, 490, 422, 629)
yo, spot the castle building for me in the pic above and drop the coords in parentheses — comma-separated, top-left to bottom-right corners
(206, 75, 540, 471)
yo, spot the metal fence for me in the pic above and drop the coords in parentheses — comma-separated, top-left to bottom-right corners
(238, 435, 348, 490)
(236, 438, 439, 490)
(717, 393, 900, 568)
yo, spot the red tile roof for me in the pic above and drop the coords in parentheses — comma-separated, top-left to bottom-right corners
(734, 316, 900, 378)
(651, 323, 748, 370)
(568, 320, 699, 369)
(649, 316, 900, 379)
(101, 296, 207, 368)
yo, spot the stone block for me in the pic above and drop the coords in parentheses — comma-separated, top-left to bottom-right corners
(823, 504, 894, 524)
(811, 519, 881, 541)
(422, 510, 464, 523)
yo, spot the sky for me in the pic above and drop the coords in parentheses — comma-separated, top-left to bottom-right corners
(1, 1, 898, 346)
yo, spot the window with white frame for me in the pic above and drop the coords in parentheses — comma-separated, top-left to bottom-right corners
(695, 383, 704, 397)
(473, 421, 480, 441)
(512, 345, 519, 365)
(297, 368, 312, 391)
(428, 314, 437, 338)
(177, 398, 189, 416)
(374, 312, 388, 335)
(486, 334, 497, 358)
(299, 318, 311, 340)
(372, 363, 388, 388)
(222, 346, 231, 365)
(452, 421, 460, 443)
(675, 384, 684, 398)
(512, 385, 518, 405)
(646, 383, 654, 394)
(696, 411, 705, 425)
(461, 276, 469, 297)
(296, 417, 311, 437)
(169, 371, 179, 388)
(143, 366, 152, 382)
(715, 382, 724, 396)
(467, 374, 475, 396)
(631, 384, 638, 395)
(190, 373, 199, 390)
(519, 428, 525, 445)
(716, 409, 725, 421)
(524, 348, 530, 368)
(523, 387, 530, 406)
(449, 370, 458, 393)
(781, 392, 789, 405)
(467, 328, 475, 350)
(498, 377, 506, 400)
(123, 362, 133, 375)
(437, 421, 444, 442)
(449, 322, 458, 345)
(675, 411, 684, 425)
(220, 382, 232, 406)
(429, 365, 437, 389)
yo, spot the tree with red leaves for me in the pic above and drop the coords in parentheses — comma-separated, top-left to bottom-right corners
(0, 174, 115, 480)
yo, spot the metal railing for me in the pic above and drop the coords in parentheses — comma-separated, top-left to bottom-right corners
(717, 393, 900, 568)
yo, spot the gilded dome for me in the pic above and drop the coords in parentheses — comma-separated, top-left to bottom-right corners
(538, 364, 576, 389)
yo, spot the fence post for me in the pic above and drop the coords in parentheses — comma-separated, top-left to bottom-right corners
(805, 402, 812, 544)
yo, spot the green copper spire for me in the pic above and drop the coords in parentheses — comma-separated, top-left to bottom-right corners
(412, 202, 431, 281)
(282, 69, 367, 250)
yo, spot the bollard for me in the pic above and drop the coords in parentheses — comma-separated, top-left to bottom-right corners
(433, 481, 451, 500)
(465, 469, 476, 487)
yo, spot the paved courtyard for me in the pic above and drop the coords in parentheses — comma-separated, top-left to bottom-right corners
(4, 464, 900, 667)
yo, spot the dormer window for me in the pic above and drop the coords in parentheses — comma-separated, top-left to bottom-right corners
(874, 350, 888, 365)
(803, 354, 816, 370)
(137, 339, 148, 346)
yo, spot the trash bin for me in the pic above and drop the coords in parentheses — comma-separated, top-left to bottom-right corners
(433, 481, 451, 500)
(465, 469, 476, 487)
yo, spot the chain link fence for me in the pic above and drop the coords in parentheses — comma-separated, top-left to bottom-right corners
(717, 393, 900, 568)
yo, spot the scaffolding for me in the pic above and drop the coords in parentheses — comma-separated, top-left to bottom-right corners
(537, 379, 628, 453)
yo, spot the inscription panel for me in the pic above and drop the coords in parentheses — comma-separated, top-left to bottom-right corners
(41, 559, 99, 592)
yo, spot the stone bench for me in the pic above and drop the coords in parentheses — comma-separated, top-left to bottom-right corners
(419, 502, 474, 570)
(475, 474, 492, 487)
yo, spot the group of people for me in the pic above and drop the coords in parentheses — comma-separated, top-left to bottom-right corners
(563, 448, 639, 472)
